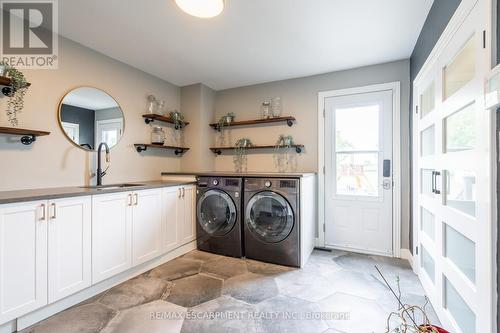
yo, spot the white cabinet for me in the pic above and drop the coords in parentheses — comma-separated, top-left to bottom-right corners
(132, 189, 163, 266)
(179, 185, 196, 245)
(0, 201, 48, 324)
(47, 197, 92, 303)
(162, 185, 196, 252)
(92, 192, 132, 284)
(162, 187, 180, 252)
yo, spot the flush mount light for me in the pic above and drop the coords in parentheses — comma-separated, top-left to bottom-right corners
(175, 0, 224, 18)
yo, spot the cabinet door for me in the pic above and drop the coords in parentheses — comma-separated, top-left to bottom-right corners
(179, 186, 196, 245)
(47, 196, 91, 303)
(92, 192, 132, 284)
(132, 189, 163, 266)
(0, 201, 47, 324)
(162, 187, 180, 253)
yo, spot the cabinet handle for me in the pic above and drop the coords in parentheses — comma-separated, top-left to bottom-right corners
(127, 194, 132, 206)
(178, 188, 182, 198)
(40, 204, 46, 221)
(182, 187, 185, 198)
(134, 193, 138, 206)
(434, 171, 441, 195)
(51, 203, 56, 219)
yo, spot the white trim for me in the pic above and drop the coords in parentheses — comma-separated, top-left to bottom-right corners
(400, 248, 414, 270)
(318, 81, 402, 258)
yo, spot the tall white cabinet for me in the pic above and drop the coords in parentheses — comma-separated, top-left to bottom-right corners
(48, 197, 92, 303)
(178, 186, 196, 245)
(0, 201, 48, 324)
(92, 192, 133, 284)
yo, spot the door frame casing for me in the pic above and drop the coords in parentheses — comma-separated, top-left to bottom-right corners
(317, 81, 402, 258)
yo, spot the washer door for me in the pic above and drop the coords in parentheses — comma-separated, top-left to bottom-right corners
(246, 191, 294, 243)
(197, 189, 237, 236)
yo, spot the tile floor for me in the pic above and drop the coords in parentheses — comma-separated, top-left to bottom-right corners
(21, 249, 439, 333)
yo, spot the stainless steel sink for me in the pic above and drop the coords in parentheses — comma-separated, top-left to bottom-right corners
(80, 183, 145, 190)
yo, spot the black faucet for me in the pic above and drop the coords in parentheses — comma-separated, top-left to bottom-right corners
(96, 142, 110, 186)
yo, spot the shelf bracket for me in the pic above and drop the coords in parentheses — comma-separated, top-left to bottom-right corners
(1, 86, 13, 96)
(213, 149, 222, 155)
(144, 118, 154, 125)
(174, 149, 184, 155)
(20, 135, 36, 145)
(295, 146, 302, 153)
(287, 119, 294, 127)
(136, 145, 147, 153)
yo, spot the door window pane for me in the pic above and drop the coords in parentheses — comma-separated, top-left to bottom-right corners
(420, 81, 435, 118)
(445, 225, 475, 283)
(445, 170, 476, 217)
(445, 277, 476, 333)
(421, 208, 435, 240)
(336, 153, 378, 196)
(445, 104, 475, 152)
(335, 105, 379, 151)
(421, 125, 435, 156)
(443, 36, 475, 100)
(421, 169, 434, 196)
(421, 245, 435, 283)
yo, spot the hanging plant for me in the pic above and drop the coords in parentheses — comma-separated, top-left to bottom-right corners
(1, 61, 29, 127)
(169, 110, 185, 130)
(217, 112, 235, 131)
(233, 138, 252, 172)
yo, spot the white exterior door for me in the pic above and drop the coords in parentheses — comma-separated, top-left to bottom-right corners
(92, 192, 132, 283)
(162, 187, 180, 253)
(324, 89, 394, 256)
(132, 189, 163, 266)
(47, 196, 92, 303)
(0, 201, 47, 324)
(413, 1, 494, 332)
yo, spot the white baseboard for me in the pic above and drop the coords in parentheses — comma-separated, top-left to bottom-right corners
(400, 248, 414, 269)
(14, 241, 196, 332)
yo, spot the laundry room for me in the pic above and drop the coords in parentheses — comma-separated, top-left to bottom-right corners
(0, 0, 497, 332)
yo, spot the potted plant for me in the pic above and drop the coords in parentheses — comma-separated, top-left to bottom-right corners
(275, 134, 294, 148)
(169, 110, 185, 129)
(233, 138, 252, 172)
(274, 135, 294, 172)
(1, 61, 29, 127)
(217, 112, 235, 131)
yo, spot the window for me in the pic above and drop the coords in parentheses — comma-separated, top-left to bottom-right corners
(443, 36, 475, 100)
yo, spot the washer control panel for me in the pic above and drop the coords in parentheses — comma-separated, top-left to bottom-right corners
(264, 180, 272, 188)
(212, 179, 220, 186)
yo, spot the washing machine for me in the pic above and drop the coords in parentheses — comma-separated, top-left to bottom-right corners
(244, 177, 300, 267)
(196, 176, 243, 258)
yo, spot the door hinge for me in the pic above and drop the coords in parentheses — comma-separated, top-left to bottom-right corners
(323, 108, 325, 118)
(483, 30, 486, 49)
(323, 166, 325, 174)
(415, 246, 419, 255)
(323, 223, 325, 232)
(416, 105, 419, 114)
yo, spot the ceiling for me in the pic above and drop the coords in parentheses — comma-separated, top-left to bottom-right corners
(59, 0, 433, 90)
(62, 87, 119, 110)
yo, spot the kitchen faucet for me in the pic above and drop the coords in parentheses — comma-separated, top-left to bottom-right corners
(96, 142, 110, 186)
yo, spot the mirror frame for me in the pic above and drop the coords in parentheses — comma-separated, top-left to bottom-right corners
(57, 86, 125, 151)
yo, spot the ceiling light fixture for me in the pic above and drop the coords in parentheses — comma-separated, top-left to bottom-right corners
(175, 0, 224, 18)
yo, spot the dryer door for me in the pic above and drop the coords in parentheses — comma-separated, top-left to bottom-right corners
(246, 191, 294, 243)
(197, 189, 237, 236)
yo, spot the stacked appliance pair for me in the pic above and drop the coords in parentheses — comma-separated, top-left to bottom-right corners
(196, 175, 300, 267)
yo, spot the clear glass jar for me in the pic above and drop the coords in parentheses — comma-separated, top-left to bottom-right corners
(262, 101, 271, 119)
(157, 100, 166, 115)
(271, 97, 282, 117)
(151, 126, 165, 145)
(147, 95, 158, 114)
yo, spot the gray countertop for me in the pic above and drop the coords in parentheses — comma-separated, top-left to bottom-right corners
(161, 171, 316, 178)
(0, 180, 196, 205)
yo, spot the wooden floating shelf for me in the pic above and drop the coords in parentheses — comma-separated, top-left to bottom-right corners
(210, 144, 304, 155)
(209, 116, 296, 131)
(134, 144, 189, 155)
(0, 126, 50, 145)
(142, 114, 189, 129)
(0, 76, 31, 96)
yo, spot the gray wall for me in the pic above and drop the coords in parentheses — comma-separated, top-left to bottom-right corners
(409, 0, 461, 252)
(60, 104, 95, 149)
(213, 59, 412, 249)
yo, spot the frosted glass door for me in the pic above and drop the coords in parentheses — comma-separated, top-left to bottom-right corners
(413, 2, 493, 332)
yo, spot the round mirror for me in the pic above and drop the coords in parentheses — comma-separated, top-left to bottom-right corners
(58, 87, 124, 151)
